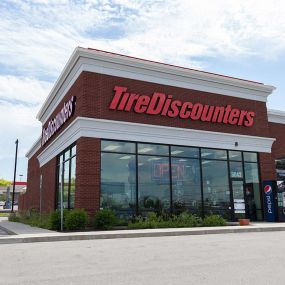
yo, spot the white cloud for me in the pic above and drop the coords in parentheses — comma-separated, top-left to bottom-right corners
(1, 0, 285, 179)
(1, 0, 285, 79)
(0, 76, 51, 179)
(0, 75, 52, 105)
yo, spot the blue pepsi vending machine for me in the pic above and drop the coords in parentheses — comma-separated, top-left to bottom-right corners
(262, 180, 277, 222)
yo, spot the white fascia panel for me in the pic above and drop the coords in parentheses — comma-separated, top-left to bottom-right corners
(268, 109, 285, 124)
(37, 117, 275, 167)
(26, 137, 41, 159)
(37, 48, 275, 125)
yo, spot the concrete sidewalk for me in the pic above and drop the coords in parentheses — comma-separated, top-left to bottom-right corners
(0, 217, 55, 235)
(1, 216, 285, 244)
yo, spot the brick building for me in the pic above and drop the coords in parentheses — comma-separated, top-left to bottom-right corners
(20, 47, 285, 221)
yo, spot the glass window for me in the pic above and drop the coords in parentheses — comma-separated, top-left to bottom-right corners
(229, 151, 242, 161)
(101, 140, 135, 153)
(70, 156, 76, 209)
(276, 158, 285, 180)
(101, 153, 136, 218)
(244, 152, 258, 162)
(171, 146, 199, 158)
(56, 144, 76, 210)
(244, 162, 261, 221)
(63, 160, 70, 209)
(201, 148, 227, 160)
(230, 161, 243, 179)
(99, 140, 263, 222)
(138, 155, 170, 213)
(64, 149, 70, 161)
(138, 143, 169, 156)
(202, 160, 231, 219)
(71, 145, 76, 157)
(244, 163, 259, 183)
(171, 158, 201, 214)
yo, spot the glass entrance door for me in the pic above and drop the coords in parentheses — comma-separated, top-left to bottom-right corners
(231, 180, 246, 220)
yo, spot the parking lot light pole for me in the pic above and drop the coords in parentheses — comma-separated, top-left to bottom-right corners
(60, 160, 64, 232)
(11, 139, 19, 213)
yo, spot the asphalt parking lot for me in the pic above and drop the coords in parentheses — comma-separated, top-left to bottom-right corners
(1, 230, 285, 285)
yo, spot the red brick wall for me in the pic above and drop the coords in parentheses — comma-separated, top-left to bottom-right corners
(22, 70, 279, 215)
(19, 151, 57, 214)
(83, 72, 270, 138)
(75, 137, 100, 216)
(19, 152, 40, 212)
(259, 153, 277, 181)
(269, 122, 285, 160)
(41, 157, 57, 213)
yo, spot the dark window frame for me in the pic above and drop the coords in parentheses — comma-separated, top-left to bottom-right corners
(100, 139, 263, 220)
(56, 143, 76, 210)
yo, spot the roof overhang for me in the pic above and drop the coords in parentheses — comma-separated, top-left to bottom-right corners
(37, 47, 276, 125)
(268, 109, 285, 124)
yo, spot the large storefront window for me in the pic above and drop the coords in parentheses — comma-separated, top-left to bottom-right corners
(172, 157, 201, 214)
(101, 152, 136, 218)
(138, 155, 170, 213)
(202, 160, 231, 219)
(100, 140, 262, 221)
(56, 144, 76, 209)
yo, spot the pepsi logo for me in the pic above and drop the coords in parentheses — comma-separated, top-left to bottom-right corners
(264, 185, 272, 195)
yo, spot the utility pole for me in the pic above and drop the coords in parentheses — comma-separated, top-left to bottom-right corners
(11, 139, 18, 213)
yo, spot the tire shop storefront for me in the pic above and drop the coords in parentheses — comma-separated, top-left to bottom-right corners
(20, 47, 285, 222)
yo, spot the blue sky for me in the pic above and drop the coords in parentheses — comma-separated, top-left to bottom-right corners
(0, 0, 285, 181)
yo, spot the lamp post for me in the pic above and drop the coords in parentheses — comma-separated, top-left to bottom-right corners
(60, 160, 64, 232)
(11, 139, 18, 213)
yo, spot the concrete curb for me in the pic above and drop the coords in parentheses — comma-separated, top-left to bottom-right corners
(1, 225, 285, 244)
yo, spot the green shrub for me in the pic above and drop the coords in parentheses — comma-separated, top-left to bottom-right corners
(171, 212, 202, 228)
(94, 209, 116, 230)
(202, 215, 227, 227)
(65, 209, 88, 231)
(49, 209, 69, 231)
(8, 214, 20, 222)
(128, 212, 202, 229)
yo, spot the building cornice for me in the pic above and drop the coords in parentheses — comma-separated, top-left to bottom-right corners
(26, 137, 41, 159)
(37, 117, 275, 167)
(268, 109, 285, 124)
(37, 47, 275, 125)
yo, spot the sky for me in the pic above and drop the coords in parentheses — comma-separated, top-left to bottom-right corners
(0, 0, 285, 181)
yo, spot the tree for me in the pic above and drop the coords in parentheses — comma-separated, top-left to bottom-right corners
(0, 178, 11, 186)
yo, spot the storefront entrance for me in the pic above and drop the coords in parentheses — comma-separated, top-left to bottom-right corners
(231, 179, 246, 221)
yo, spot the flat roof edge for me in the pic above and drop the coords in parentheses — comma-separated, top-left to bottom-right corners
(268, 109, 285, 124)
(37, 47, 276, 123)
(26, 137, 41, 159)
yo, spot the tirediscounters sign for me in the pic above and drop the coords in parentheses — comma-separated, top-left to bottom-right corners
(41, 96, 76, 146)
(109, 86, 256, 127)
(263, 180, 276, 222)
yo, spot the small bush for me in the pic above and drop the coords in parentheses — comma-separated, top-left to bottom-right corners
(202, 215, 227, 227)
(65, 209, 88, 231)
(94, 209, 116, 230)
(171, 212, 202, 228)
(128, 212, 202, 229)
(49, 209, 69, 231)
(8, 214, 20, 222)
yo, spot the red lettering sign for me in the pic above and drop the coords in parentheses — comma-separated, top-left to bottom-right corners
(109, 86, 255, 127)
